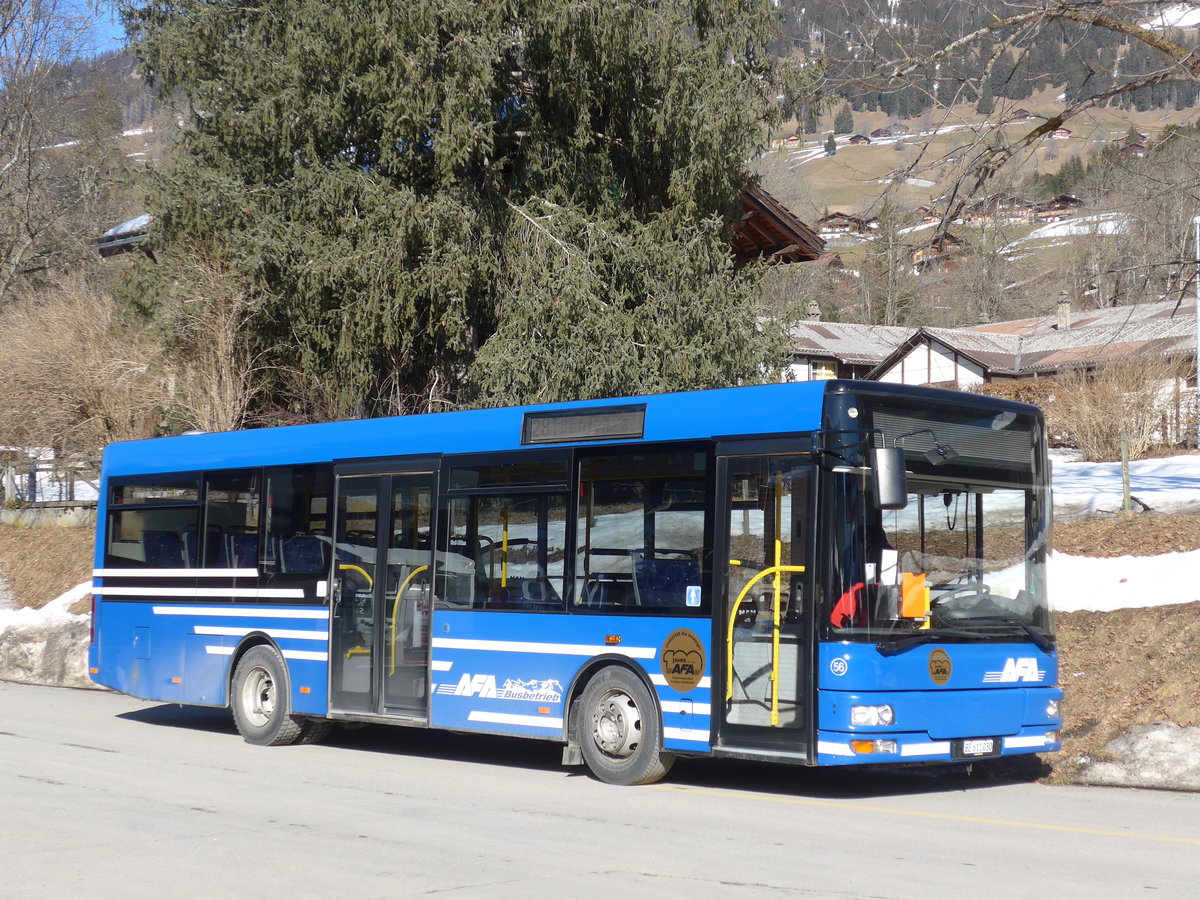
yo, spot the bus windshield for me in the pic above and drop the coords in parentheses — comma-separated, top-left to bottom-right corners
(828, 475, 1050, 644)
(823, 388, 1051, 647)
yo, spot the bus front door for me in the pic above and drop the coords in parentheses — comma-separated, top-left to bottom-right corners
(715, 451, 814, 761)
(330, 468, 437, 719)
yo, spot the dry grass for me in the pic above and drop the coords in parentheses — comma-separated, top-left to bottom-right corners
(0, 525, 94, 611)
(1054, 511, 1200, 557)
(1051, 601, 1200, 782)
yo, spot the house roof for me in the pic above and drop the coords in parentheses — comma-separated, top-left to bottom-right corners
(968, 297, 1192, 336)
(95, 213, 152, 257)
(789, 321, 914, 366)
(791, 297, 1198, 378)
(732, 186, 824, 266)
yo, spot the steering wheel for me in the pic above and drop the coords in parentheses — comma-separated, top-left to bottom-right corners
(930, 583, 991, 607)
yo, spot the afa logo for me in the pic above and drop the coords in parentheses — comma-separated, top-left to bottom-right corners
(983, 657, 1045, 683)
(660, 629, 706, 692)
(445, 674, 564, 702)
(452, 673, 498, 697)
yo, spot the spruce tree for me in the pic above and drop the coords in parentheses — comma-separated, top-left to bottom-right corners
(120, 0, 816, 418)
(833, 103, 854, 134)
(975, 82, 994, 117)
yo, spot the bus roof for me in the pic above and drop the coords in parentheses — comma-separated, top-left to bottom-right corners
(98, 379, 1039, 479)
(100, 381, 835, 478)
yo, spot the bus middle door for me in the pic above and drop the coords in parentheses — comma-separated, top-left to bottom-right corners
(715, 449, 814, 761)
(330, 466, 437, 719)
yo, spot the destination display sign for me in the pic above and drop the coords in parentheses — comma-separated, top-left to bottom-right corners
(521, 405, 646, 445)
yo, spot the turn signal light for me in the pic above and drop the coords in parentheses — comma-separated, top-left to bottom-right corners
(850, 739, 899, 755)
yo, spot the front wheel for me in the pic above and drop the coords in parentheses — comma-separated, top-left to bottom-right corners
(231, 645, 306, 746)
(578, 667, 674, 785)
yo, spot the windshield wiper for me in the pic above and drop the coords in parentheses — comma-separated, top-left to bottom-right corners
(876, 629, 995, 656)
(965, 616, 1055, 652)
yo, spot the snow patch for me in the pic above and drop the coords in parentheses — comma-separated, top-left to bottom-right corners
(1141, 4, 1200, 31)
(1016, 213, 1126, 244)
(1053, 453, 1200, 516)
(1076, 723, 1200, 791)
(1049, 551, 1200, 612)
(0, 581, 96, 689)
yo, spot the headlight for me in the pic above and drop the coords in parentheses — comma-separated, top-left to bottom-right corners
(1046, 698, 1061, 718)
(851, 704, 896, 727)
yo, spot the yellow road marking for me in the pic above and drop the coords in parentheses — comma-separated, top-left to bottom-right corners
(653, 784, 1200, 846)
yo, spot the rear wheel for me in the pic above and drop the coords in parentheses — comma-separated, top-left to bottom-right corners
(231, 645, 305, 746)
(578, 667, 674, 785)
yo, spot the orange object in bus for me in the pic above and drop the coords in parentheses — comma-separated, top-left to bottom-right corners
(900, 572, 929, 618)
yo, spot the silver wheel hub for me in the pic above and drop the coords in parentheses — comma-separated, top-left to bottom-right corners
(590, 689, 642, 759)
(241, 665, 275, 728)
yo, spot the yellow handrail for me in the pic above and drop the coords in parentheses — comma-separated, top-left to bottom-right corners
(337, 563, 373, 587)
(389, 565, 430, 676)
(772, 473, 783, 725)
(725, 563, 805, 720)
(501, 504, 510, 587)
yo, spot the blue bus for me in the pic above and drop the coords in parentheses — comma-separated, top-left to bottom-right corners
(89, 380, 1060, 784)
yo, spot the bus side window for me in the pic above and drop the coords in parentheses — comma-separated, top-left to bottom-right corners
(105, 479, 200, 568)
(263, 466, 332, 576)
(439, 493, 568, 612)
(575, 450, 708, 614)
(202, 470, 260, 569)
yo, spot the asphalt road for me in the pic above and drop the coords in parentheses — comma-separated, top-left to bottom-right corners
(2, 680, 1198, 899)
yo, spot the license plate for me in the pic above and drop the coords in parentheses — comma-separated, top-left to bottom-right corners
(955, 737, 998, 758)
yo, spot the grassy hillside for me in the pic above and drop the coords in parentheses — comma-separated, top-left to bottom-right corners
(759, 89, 1197, 221)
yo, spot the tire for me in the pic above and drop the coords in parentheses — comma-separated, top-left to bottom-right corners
(231, 645, 305, 746)
(297, 719, 334, 745)
(578, 667, 675, 785)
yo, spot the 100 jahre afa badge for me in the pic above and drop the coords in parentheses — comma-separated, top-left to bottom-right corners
(660, 629, 705, 692)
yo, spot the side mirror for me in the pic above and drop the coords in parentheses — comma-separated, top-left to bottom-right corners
(871, 447, 908, 510)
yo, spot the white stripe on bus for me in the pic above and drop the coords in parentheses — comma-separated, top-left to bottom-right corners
(663, 727, 710, 742)
(194, 625, 327, 641)
(431, 637, 655, 659)
(900, 742, 951, 757)
(817, 740, 855, 757)
(467, 710, 564, 729)
(202, 645, 329, 662)
(1004, 735, 1050, 749)
(95, 586, 306, 599)
(93, 567, 259, 579)
(430, 659, 453, 671)
(649, 673, 712, 689)
(660, 700, 712, 716)
(151, 606, 329, 619)
(280, 649, 328, 662)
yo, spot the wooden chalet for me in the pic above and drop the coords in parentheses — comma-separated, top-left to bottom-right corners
(911, 231, 967, 269)
(731, 186, 824, 267)
(816, 212, 877, 236)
